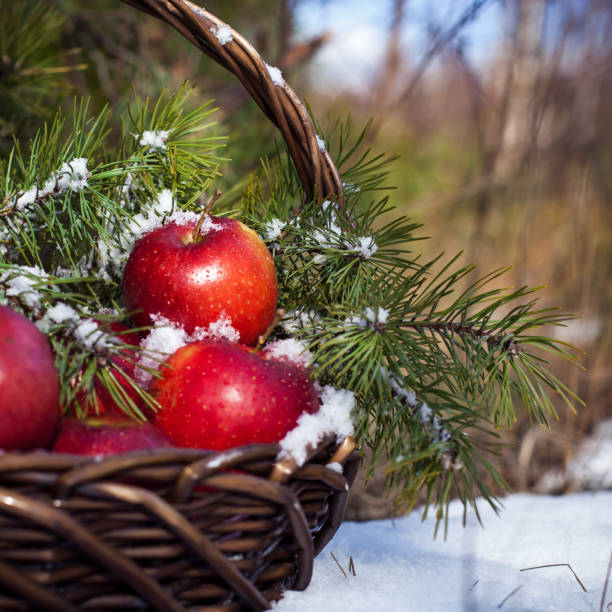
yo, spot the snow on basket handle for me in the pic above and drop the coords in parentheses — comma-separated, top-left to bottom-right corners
(120, 0, 344, 205)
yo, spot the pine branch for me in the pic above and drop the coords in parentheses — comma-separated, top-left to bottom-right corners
(0, 2, 85, 152)
(240, 115, 582, 530)
(1, 84, 225, 420)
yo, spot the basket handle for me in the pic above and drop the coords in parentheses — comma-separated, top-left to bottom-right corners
(119, 0, 344, 205)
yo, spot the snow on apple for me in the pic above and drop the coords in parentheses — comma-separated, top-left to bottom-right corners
(278, 385, 355, 466)
(262, 337, 313, 369)
(150, 338, 320, 450)
(122, 214, 278, 346)
(136, 312, 240, 387)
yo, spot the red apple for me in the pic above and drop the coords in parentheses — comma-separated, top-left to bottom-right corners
(77, 322, 144, 416)
(0, 305, 60, 450)
(122, 216, 278, 346)
(51, 415, 173, 456)
(150, 339, 319, 450)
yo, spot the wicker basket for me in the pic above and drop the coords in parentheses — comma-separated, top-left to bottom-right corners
(0, 2, 359, 610)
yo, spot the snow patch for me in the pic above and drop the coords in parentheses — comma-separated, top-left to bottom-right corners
(202, 311, 240, 343)
(281, 309, 322, 334)
(1, 265, 47, 310)
(273, 491, 612, 612)
(263, 338, 313, 369)
(45, 302, 79, 324)
(74, 318, 113, 351)
(136, 312, 239, 386)
(15, 187, 38, 211)
(213, 24, 233, 45)
(263, 218, 286, 241)
(345, 306, 388, 329)
(327, 461, 343, 473)
(381, 367, 452, 446)
(12, 157, 90, 212)
(278, 385, 355, 466)
(57, 158, 90, 192)
(190, 4, 207, 18)
(138, 130, 171, 152)
(363, 306, 388, 325)
(265, 63, 284, 86)
(354, 236, 378, 259)
(316, 135, 326, 152)
(136, 315, 191, 387)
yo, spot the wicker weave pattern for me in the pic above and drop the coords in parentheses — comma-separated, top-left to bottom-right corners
(0, 440, 359, 610)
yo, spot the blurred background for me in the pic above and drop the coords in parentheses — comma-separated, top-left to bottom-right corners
(2, 0, 610, 518)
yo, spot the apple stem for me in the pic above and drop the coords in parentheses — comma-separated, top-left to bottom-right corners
(193, 189, 222, 243)
(254, 308, 286, 352)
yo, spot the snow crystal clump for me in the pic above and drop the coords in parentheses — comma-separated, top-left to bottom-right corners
(74, 318, 112, 351)
(136, 312, 240, 386)
(281, 309, 322, 334)
(265, 63, 284, 86)
(363, 306, 388, 326)
(346, 306, 388, 329)
(263, 218, 286, 241)
(354, 236, 378, 259)
(13, 158, 89, 212)
(316, 135, 326, 152)
(344, 313, 367, 327)
(383, 368, 417, 406)
(138, 130, 171, 152)
(57, 158, 90, 192)
(154, 188, 175, 216)
(197, 213, 223, 235)
(136, 315, 191, 387)
(342, 181, 361, 194)
(213, 24, 233, 45)
(15, 187, 38, 211)
(381, 367, 452, 446)
(278, 385, 355, 467)
(1, 265, 47, 310)
(263, 338, 313, 369)
(190, 4, 207, 18)
(45, 302, 79, 324)
(202, 311, 240, 343)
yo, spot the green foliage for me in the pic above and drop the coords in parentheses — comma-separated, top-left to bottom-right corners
(0, 1, 85, 154)
(0, 1, 583, 535)
(1, 84, 223, 416)
(241, 119, 582, 529)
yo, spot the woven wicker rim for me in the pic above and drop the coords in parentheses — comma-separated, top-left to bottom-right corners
(0, 440, 360, 611)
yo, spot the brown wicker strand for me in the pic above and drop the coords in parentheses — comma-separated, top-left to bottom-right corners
(171, 445, 278, 504)
(80, 481, 271, 611)
(119, 0, 344, 204)
(0, 486, 184, 611)
(0, 559, 78, 612)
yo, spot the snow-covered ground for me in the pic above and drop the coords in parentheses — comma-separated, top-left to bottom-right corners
(274, 492, 612, 611)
